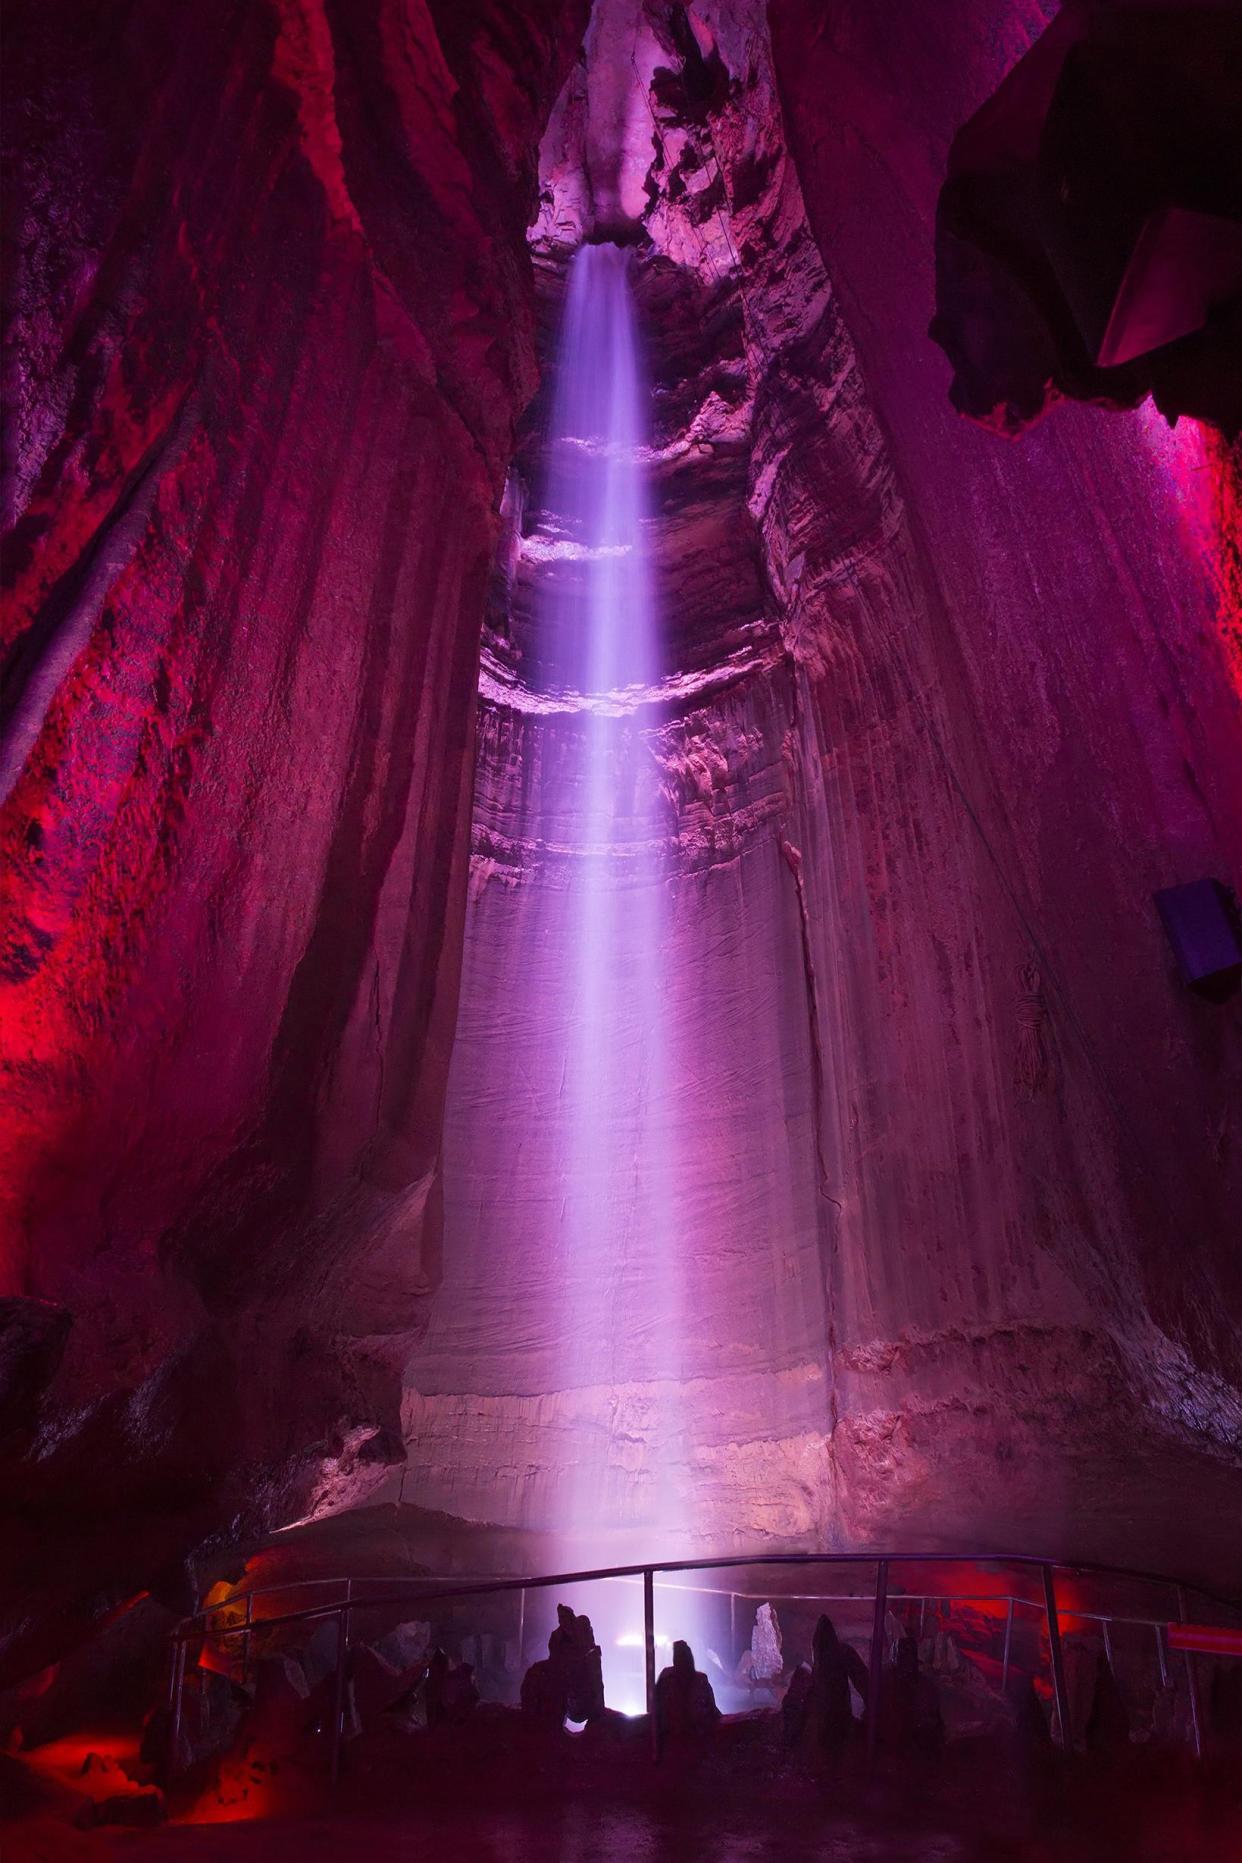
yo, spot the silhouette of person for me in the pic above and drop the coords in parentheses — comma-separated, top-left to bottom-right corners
(884, 1633, 944, 1754)
(520, 1631, 566, 1723)
(655, 1639, 720, 1741)
(1084, 1653, 1129, 1757)
(424, 1648, 450, 1728)
(1011, 1674, 1052, 1751)
(441, 1658, 478, 1724)
(521, 1603, 606, 1725)
(782, 1613, 869, 1753)
(564, 1611, 605, 1722)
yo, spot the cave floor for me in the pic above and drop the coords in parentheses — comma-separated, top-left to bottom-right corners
(12, 1784, 1241, 1863)
(0, 1797, 1157, 1863)
(8, 1726, 1239, 1863)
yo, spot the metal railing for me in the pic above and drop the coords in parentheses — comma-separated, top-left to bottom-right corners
(169, 1549, 1237, 1786)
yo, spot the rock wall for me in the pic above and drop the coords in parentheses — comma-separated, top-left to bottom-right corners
(767, 0, 1242, 1582)
(0, 0, 586, 1683)
(2, 0, 1238, 1700)
(396, 3, 834, 1561)
(397, 0, 1242, 1590)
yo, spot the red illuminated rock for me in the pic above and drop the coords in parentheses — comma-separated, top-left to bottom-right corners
(2, 0, 1240, 1717)
(0, 0, 587, 1685)
(765, 0, 1242, 1576)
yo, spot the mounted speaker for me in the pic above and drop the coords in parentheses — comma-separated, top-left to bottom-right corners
(1154, 879, 1242, 1002)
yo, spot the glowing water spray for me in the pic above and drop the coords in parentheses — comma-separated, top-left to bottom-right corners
(536, 243, 705, 1708)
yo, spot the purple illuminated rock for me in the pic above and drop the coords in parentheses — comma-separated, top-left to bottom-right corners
(2, 0, 1240, 1728)
(397, 0, 1242, 1598)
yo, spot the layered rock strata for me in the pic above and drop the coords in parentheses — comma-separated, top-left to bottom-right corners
(396, 0, 1242, 1590)
(0, 0, 586, 1684)
(767, 0, 1242, 1579)
(2, 0, 1239, 1709)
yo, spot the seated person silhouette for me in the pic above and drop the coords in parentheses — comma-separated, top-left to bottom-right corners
(655, 1639, 721, 1742)
(882, 1633, 944, 1755)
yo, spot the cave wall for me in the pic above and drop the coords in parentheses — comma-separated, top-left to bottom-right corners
(766, 0, 1242, 1579)
(396, 0, 1241, 1589)
(0, 0, 586, 1682)
(394, 6, 831, 1559)
(2, 0, 1239, 1700)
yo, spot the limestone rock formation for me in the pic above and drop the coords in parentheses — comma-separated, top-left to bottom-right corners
(2, 0, 1240, 1715)
(0, 0, 587, 1685)
(768, 0, 1242, 1578)
(927, 3, 1242, 438)
(396, 0, 1242, 1589)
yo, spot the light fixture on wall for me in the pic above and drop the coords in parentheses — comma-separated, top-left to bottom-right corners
(1154, 878, 1242, 1003)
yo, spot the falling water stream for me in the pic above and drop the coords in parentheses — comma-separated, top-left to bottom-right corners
(407, 228, 829, 1711)
(408, 242, 739, 1711)
(540, 243, 698, 1708)
(546, 242, 676, 1414)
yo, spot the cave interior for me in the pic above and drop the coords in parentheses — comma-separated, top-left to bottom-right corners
(1, 0, 1241, 1852)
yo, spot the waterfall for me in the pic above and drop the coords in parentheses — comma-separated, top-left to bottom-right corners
(537, 243, 694, 1707)
(410, 243, 723, 1711)
(546, 243, 676, 1409)
(545, 242, 658, 696)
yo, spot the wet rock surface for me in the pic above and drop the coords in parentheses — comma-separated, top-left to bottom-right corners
(2, 0, 1240, 1742)
(927, 4, 1242, 438)
(0, 0, 587, 1687)
(396, 0, 1242, 1588)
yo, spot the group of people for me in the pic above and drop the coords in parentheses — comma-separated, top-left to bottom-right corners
(416, 1600, 1179, 1763)
(519, 1607, 722, 1740)
(515, 1599, 945, 1754)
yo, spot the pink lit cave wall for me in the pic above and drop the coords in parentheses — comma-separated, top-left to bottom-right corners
(392, 0, 1242, 1586)
(1, 0, 589, 1684)
(1, 0, 1240, 1709)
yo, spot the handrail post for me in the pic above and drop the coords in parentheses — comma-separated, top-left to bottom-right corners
(329, 1582, 352, 1790)
(1001, 1597, 1015, 1693)
(170, 1634, 187, 1764)
(866, 1559, 888, 1762)
(1042, 1564, 1071, 1750)
(242, 1591, 253, 1690)
(1154, 1622, 1168, 1688)
(1177, 1586, 1202, 1759)
(644, 1568, 658, 1761)
(517, 1587, 526, 1671)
